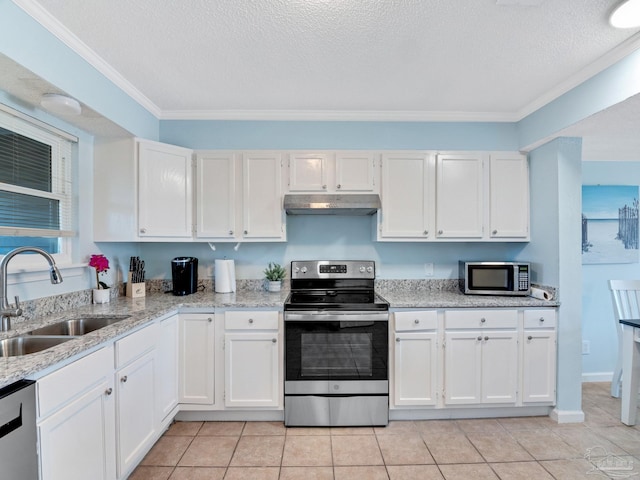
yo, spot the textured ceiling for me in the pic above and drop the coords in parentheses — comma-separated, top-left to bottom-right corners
(4, 0, 640, 159)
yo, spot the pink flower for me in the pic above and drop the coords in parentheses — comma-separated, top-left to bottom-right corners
(89, 254, 110, 289)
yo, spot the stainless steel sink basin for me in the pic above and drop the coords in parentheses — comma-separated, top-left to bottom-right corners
(0, 336, 73, 357)
(28, 315, 131, 336)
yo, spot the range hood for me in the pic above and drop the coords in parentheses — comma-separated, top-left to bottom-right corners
(283, 194, 381, 215)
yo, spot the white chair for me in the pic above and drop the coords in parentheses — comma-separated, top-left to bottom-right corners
(609, 280, 640, 397)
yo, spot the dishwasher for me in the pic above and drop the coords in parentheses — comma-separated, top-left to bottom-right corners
(0, 379, 38, 479)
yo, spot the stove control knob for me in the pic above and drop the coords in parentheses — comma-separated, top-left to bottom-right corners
(294, 266, 300, 273)
(359, 266, 366, 273)
(366, 266, 373, 273)
(301, 266, 308, 274)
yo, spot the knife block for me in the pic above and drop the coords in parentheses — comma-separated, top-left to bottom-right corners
(126, 272, 146, 298)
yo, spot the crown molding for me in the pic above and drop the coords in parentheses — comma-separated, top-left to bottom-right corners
(12, 0, 162, 118)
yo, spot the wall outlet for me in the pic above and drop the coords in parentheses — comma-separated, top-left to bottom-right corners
(424, 263, 434, 276)
(582, 340, 590, 355)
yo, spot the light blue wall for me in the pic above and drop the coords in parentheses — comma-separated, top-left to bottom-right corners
(581, 161, 640, 380)
(523, 137, 583, 418)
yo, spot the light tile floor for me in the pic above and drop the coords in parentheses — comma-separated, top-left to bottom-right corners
(130, 382, 640, 479)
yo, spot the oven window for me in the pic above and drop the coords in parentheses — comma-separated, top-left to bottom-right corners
(285, 320, 388, 382)
(301, 332, 372, 377)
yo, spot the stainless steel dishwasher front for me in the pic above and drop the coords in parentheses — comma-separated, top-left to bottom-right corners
(0, 379, 37, 479)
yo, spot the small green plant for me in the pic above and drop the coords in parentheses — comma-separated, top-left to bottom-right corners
(264, 262, 286, 281)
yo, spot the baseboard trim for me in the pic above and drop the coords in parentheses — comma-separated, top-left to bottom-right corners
(550, 408, 585, 423)
(582, 372, 613, 383)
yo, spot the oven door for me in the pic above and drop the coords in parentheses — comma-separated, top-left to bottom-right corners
(284, 311, 388, 394)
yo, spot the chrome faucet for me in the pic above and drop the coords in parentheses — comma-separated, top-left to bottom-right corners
(0, 247, 63, 331)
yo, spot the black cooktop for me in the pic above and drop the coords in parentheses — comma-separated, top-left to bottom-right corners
(285, 289, 389, 311)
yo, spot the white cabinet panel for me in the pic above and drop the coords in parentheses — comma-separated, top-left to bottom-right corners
(444, 332, 482, 404)
(157, 315, 179, 425)
(379, 152, 433, 239)
(480, 331, 518, 403)
(243, 152, 285, 240)
(489, 154, 529, 239)
(288, 152, 328, 191)
(137, 139, 193, 238)
(436, 153, 484, 239)
(179, 314, 215, 405)
(335, 152, 376, 192)
(522, 330, 557, 403)
(393, 331, 438, 406)
(196, 152, 237, 239)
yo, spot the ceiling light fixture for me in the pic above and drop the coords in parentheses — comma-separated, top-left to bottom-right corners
(40, 93, 82, 116)
(610, 0, 640, 28)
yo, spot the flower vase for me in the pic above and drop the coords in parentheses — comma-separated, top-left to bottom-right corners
(93, 288, 111, 304)
(267, 281, 281, 293)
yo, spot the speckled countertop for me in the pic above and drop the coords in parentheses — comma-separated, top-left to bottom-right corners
(0, 283, 558, 389)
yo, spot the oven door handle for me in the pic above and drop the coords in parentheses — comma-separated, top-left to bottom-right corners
(284, 312, 389, 322)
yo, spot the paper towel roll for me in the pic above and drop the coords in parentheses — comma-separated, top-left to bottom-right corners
(215, 259, 236, 293)
(530, 287, 553, 301)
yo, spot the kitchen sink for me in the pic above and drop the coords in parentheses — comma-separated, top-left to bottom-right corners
(0, 336, 73, 357)
(27, 315, 131, 336)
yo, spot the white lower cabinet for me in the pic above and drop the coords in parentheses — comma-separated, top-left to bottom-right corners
(224, 310, 281, 408)
(37, 347, 116, 480)
(156, 314, 179, 427)
(392, 311, 438, 406)
(179, 313, 215, 405)
(444, 310, 518, 405)
(115, 323, 159, 478)
(522, 310, 557, 404)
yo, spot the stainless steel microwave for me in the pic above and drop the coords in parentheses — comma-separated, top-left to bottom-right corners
(459, 261, 530, 296)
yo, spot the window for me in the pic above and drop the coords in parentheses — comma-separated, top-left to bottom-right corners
(0, 106, 75, 264)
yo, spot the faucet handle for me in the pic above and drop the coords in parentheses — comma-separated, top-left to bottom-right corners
(13, 296, 22, 316)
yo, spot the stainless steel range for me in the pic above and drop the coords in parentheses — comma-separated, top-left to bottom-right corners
(284, 260, 390, 427)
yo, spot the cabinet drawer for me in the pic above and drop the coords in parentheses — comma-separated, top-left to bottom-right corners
(116, 322, 158, 368)
(445, 309, 517, 329)
(524, 309, 557, 329)
(395, 311, 437, 331)
(37, 346, 113, 419)
(225, 311, 279, 330)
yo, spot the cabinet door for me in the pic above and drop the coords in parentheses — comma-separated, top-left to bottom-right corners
(225, 332, 280, 407)
(157, 315, 179, 425)
(335, 152, 376, 192)
(444, 332, 482, 404)
(436, 153, 484, 239)
(522, 330, 556, 403)
(480, 331, 518, 403)
(380, 152, 433, 238)
(489, 154, 529, 239)
(138, 140, 193, 238)
(39, 380, 116, 480)
(243, 152, 285, 240)
(196, 152, 238, 240)
(393, 332, 438, 406)
(179, 314, 215, 404)
(116, 350, 156, 478)
(288, 152, 328, 191)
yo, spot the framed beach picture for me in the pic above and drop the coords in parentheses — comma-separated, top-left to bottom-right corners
(582, 185, 639, 264)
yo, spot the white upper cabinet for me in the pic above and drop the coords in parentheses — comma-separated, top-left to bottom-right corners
(435, 153, 485, 239)
(489, 153, 530, 240)
(287, 151, 377, 193)
(94, 138, 193, 241)
(195, 151, 286, 242)
(138, 140, 193, 239)
(243, 152, 286, 240)
(195, 152, 238, 240)
(378, 152, 434, 239)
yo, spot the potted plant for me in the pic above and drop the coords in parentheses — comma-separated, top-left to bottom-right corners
(264, 262, 286, 292)
(89, 254, 111, 303)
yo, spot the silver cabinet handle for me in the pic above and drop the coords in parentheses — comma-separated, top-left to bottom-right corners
(140, 228, 146, 234)
(105, 388, 113, 396)
(528, 335, 533, 340)
(477, 336, 482, 341)
(272, 338, 277, 343)
(414, 319, 420, 324)
(121, 376, 128, 383)
(423, 230, 428, 235)
(438, 230, 443, 235)
(480, 318, 486, 323)
(484, 336, 489, 341)
(539, 317, 545, 322)
(322, 185, 327, 189)
(244, 230, 248, 234)
(337, 184, 341, 189)
(248, 318, 254, 324)
(492, 230, 498, 235)
(229, 230, 233, 235)
(396, 337, 401, 342)
(208, 317, 212, 322)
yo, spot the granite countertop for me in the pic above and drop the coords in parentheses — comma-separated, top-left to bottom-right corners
(0, 286, 558, 389)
